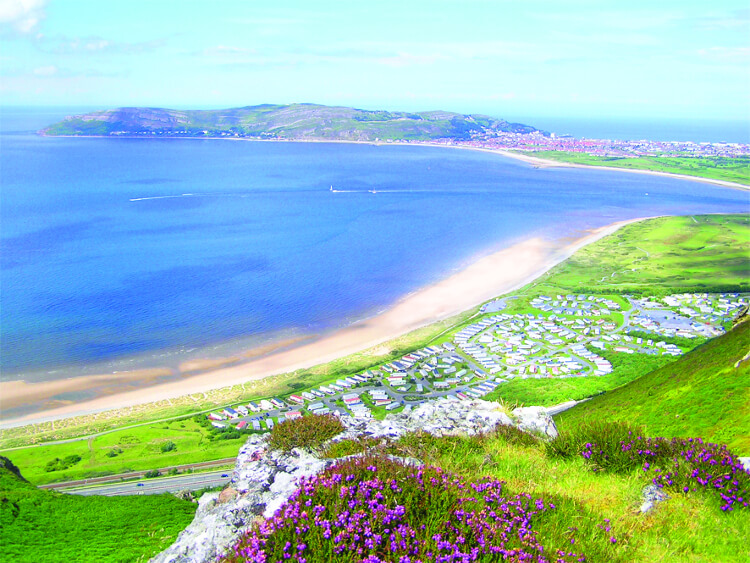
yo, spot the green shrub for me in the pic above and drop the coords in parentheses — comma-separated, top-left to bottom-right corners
(144, 470, 161, 478)
(545, 420, 642, 470)
(44, 454, 82, 473)
(160, 441, 177, 453)
(492, 423, 540, 447)
(268, 414, 344, 452)
(319, 436, 382, 459)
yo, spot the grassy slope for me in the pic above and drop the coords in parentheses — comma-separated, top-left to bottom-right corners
(308, 429, 750, 562)
(0, 463, 196, 563)
(556, 320, 750, 454)
(530, 151, 750, 185)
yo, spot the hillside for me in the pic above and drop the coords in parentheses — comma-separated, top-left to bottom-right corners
(40, 103, 540, 141)
(146, 405, 750, 562)
(556, 318, 750, 454)
(0, 456, 196, 563)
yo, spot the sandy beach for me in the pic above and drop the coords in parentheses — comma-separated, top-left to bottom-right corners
(475, 148, 750, 192)
(0, 216, 651, 427)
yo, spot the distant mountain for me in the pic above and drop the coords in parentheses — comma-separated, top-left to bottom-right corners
(41, 103, 542, 141)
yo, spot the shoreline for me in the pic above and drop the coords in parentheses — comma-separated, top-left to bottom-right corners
(40, 133, 750, 191)
(0, 217, 652, 428)
(485, 148, 750, 192)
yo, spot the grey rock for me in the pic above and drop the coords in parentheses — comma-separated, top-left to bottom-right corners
(150, 492, 259, 563)
(640, 484, 669, 513)
(512, 406, 558, 439)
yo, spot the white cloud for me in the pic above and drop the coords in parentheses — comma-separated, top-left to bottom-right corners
(201, 45, 255, 57)
(85, 39, 110, 51)
(32, 63, 56, 75)
(376, 52, 449, 68)
(0, 0, 47, 33)
(697, 46, 750, 63)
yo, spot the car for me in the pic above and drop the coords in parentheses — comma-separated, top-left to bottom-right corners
(221, 473, 229, 478)
(136, 483, 144, 487)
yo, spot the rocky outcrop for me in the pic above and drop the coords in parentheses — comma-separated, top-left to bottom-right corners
(150, 491, 260, 563)
(150, 398, 557, 563)
(337, 398, 518, 440)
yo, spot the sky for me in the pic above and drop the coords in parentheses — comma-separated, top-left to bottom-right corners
(1, 0, 749, 121)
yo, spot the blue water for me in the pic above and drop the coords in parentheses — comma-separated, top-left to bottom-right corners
(504, 115, 750, 144)
(1, 108, 749, 382)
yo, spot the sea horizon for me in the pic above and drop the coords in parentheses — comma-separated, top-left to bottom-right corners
(3, 105, 749, 145)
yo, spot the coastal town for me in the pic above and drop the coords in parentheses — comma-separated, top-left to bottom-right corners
(457, 130, 750, 159)
(106, 124, 750, 160)
(206, 292, 747, 430)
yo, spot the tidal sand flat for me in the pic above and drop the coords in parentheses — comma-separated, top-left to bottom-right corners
(1, 120, 749, 422)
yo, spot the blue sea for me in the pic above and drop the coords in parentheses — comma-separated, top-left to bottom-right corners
(1, 108, 749, 385)
(504, 115, 750, 144)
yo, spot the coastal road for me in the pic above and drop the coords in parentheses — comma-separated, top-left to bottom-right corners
(40, 457, 236, 490)
(66, 470, 231, 496)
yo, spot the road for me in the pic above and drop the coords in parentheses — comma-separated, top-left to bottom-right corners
(40, 457, 236, 490)
(67, 470, 231, 496)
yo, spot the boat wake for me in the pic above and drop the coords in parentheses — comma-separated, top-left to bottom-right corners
(129, 194, 196, 202)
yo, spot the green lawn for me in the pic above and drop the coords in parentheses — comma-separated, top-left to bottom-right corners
(529, 151, 750, 185)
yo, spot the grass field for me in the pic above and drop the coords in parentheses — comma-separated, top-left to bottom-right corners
(483, 214, 748, 408)
(5, 418, 251, 485)
(529, 151, 750, 185)
(409, 429, 750, 561)
(557, 319, 750, 454)
(525, 214, 749, 296)
(0, 459, 196, 563)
